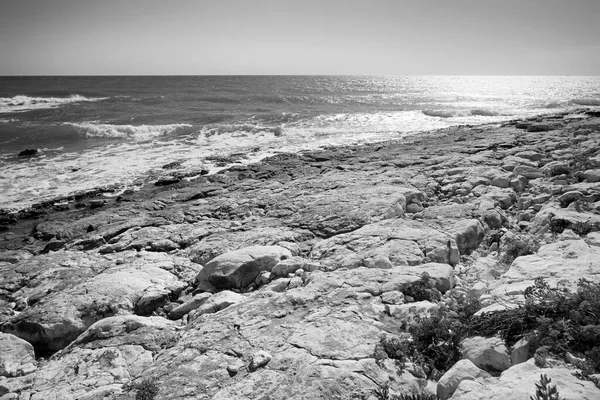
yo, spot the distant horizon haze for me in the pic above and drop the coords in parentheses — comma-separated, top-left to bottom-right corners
(0, 0, 599, 76)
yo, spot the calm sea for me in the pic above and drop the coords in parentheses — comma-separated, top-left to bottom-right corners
(1, 75, 599, 211)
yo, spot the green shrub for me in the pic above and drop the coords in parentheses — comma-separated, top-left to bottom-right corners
(469, 278, 600, 373)
(402, 273, 441, 302)
(501, 238, 539, 265)
(384, 278, 600, 379)
(124, 379, 160, 400)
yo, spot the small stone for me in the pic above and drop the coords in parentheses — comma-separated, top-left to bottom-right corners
(490, 176, 510, 188)
(511, 338, 530, 365)
(249, 351, 271, 371)
(89, 199, 107, 208)
(406, 203, 424, 214)
(509, 176, 528, 192)
(255, 271, 271, 286)
(437, 359, 490, 400)
(226, 359, 246, 375)
(381, 290, 405, 305)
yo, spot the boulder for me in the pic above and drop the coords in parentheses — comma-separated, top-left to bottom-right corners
(17, 149, 38, 157)
(437, 359, 491, 400)
(381, 290, 405, 305)
(187, 227, 309, 266)
(527, 123, 554, 132)
(510, 338, 530, 366)
(490, 176, 510, 189)
(197, 245, 292, 289)
(582, 169, 600, 183)
(188, 290, 244, 320)
(460, 336, 511, 372)
(168, 293, 212, 320)
(451, 219, 485, 254)
(509, 176, 528, 192)
(0, 333, 36, 377)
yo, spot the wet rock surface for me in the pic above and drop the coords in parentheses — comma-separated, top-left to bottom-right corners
(0, 111, 600, 399)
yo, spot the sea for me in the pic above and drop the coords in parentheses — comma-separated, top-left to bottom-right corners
(1, 75, 599, 212)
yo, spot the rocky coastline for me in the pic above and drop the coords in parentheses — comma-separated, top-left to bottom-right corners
(1, 109, 600, 399)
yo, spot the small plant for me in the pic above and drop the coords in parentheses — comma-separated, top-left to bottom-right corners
(530, 374, 561, 400)
(396, 394, 439, 400)
(125, 378, 160, 400)
(371, 384, 440, 400)
(373, 383, 391, 400)
(402, 273, 441, 302)
(534, 347, 549, 368)
(501, 238, 539, 265)
(549, 218, 570, 234)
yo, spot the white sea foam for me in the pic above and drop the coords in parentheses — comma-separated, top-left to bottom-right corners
(0, 95, 108, 113)
(422, 109, 502, 118)
(66, 122, 193, 140)
(199, 123, 282, 137)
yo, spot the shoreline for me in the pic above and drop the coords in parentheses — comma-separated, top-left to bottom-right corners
(1, 106, 600, 398)
(1, 108, 593, 220)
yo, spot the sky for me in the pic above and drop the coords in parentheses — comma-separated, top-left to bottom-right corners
(0, 0, 599, 75)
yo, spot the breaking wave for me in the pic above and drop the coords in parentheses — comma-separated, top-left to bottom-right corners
(422, 109, 500, 118)
(199, 123, 284, 137)
(66, 122, 193, 140)
(0, 94, 108, 113)
(572, 98, 600, 106)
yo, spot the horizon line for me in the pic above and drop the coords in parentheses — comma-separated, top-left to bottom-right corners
(0, 73, 597, 78)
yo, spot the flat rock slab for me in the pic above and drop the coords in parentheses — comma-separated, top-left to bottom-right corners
(197, 245, 293, 289)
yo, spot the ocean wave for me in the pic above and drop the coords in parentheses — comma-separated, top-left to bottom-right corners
(0, 94, 108, 113)
(66, 122, 193, 140)
(422, 109, 457, 118)
(422, 109, 501, 118)
(199, 123, 283, 137)
(572, 98, 600, 106)
(544, 101, 564, 108)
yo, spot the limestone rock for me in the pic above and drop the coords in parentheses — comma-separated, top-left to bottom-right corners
(460, 336, 511, 372)
(490, 176, 510, 188)
(512, 165, 543, 180)
(1, 258, 185, 354)
(437, 359, 491, 400)
(449, 359, 600, 399)
(510, 338, 530, 366)
(186, 227, 311, 266)
(381, 290, 405, 305)
(168, 293, 212, 320)
(309, 219, 463, 270)
(188, 290, 244, 320)
(582, 169, 600, 183)
(0, 333, 36, 377)
(492, 238, 600, 298)
(271, 256, 319, 277)
(66, 315, 179, 353)
(198, 245, 292, 289)
(249, 350, 272, 371)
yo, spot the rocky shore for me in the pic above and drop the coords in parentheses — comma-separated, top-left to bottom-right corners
(1, 110, 600, 400)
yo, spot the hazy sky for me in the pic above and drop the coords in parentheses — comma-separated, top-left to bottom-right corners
(1, 0, 599, 75)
